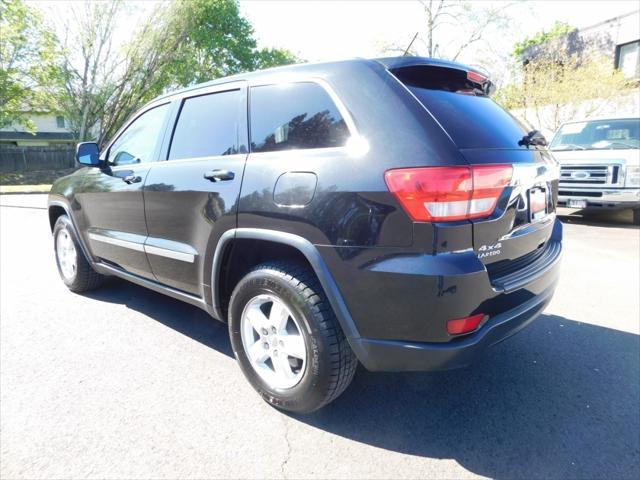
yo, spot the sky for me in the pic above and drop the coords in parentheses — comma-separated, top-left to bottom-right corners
(240, 0, 638, 61)
(240, 0, 639, 61)
(29, 0, 640, 84)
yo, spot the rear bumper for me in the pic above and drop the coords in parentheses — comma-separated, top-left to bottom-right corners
(558, 187, 640, 210)
(352, 281, 557, 371)
(317, 218, 563, 371)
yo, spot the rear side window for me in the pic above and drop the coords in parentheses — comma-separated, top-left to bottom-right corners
(394, 66, 529, 150)
(250, 83, 350, 153)
(169, 89, 245, 160)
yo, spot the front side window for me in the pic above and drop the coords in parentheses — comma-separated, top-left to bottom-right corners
(169, 89, 245, 160)
(250, 83, 350, 153)
(108, 103, 169, 165)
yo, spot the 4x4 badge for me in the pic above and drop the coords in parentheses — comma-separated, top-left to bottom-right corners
(478, 242, 502, 259)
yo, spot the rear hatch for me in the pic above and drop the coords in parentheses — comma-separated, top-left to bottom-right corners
(385, 61, 559, 279)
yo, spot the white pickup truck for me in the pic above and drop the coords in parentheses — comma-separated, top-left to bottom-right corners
(550, 117, 640, 223)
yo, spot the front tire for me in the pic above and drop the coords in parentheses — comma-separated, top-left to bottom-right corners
(53, 215, 105, 292)
(229, 261, 357, 413)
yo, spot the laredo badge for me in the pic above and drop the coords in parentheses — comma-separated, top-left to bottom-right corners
(478, 242, 502, 259)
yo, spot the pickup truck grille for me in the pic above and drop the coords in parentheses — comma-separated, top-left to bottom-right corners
(559, 164, 620, 187)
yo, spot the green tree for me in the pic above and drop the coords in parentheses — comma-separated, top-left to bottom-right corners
(495, 51, 629, 132)
(254, 47, 299, 71)
(52, 0, 123, 142)
(0, 0, 59, 131)
(97, 0, 298, 143)
(512, 21, 575, 58)
(158, 0, 297, 86)
(51, 0, 298, 143)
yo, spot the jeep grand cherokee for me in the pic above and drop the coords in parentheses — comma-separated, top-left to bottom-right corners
(48, 57, 562, 413)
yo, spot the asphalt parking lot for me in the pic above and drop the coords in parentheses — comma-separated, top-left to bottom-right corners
(1, 195, 639, 479)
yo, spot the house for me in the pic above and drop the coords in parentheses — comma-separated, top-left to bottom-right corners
(0, 113, 75, 146)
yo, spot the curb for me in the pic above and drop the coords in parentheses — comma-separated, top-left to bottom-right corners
(0, 191, 50, 195)
(0, 186, 51, 195)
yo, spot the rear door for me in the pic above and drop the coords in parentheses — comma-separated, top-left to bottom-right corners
(78, 103, 171, 278)
(397, 66, 559, 266)
(143, 82, 248, 296)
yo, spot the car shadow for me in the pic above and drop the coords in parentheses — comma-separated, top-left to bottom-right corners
(558, 208, 638, 229)
(84, 279, 234, 358)
(294, 314, 640, 479)
(84, 282, 639, 479)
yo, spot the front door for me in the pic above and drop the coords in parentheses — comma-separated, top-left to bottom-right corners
(77, 103, 171, 278)
(143, 83, 248, 296)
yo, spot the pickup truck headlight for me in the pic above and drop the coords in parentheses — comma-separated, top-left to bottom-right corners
(625, 166, 640, 187)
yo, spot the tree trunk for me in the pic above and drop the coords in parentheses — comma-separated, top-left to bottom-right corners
(79, 102, 90, 141)
(427, 0, 434, 57)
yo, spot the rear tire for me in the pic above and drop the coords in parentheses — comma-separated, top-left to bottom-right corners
(53, 215, 106, 292)
(228, 261, 357, 413)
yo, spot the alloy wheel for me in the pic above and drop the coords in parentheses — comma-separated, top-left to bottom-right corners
(240, 294, 307, 389)
(56, 228, 77, 280)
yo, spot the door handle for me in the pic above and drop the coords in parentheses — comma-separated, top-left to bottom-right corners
(123, 174, 141, 184)
(204, 169, 235, 182)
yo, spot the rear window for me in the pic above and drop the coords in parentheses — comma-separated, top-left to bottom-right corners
(409, 88, 529, 150)
(250, 83, 350, 153)
(394, 66, 530, 150)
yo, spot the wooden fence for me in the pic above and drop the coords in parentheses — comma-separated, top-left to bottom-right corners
(0, 146, 76, 173)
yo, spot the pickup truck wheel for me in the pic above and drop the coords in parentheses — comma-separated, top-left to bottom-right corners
(228, 261, 357, 413)
(53, 215, 105, 292)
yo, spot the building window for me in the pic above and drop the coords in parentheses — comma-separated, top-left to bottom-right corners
(56, 116, 65, 128)
(616, 40, 639, 78)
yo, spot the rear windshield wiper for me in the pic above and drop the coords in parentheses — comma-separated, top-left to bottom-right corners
(518, 130, 547, 148)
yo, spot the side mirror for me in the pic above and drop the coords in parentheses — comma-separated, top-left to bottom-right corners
(529, 130, 548, 147)
(76, 142, 100, 166)
(518, 130, 548, 148)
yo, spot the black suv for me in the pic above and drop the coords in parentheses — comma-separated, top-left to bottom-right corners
(48, 57, 562, 412)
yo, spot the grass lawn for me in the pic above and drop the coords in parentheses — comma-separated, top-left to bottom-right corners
(0, 168, 77, 194)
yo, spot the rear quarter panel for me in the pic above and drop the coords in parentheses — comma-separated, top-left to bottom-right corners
(237, 60, 468, 248)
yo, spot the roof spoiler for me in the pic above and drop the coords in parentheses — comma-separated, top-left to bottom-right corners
(377, 56, 495, 96)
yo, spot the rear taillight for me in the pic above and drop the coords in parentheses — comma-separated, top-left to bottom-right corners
(384, 164, 512, 222)
(447, 313, 485, 335)
(467, 70, 487, 84)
